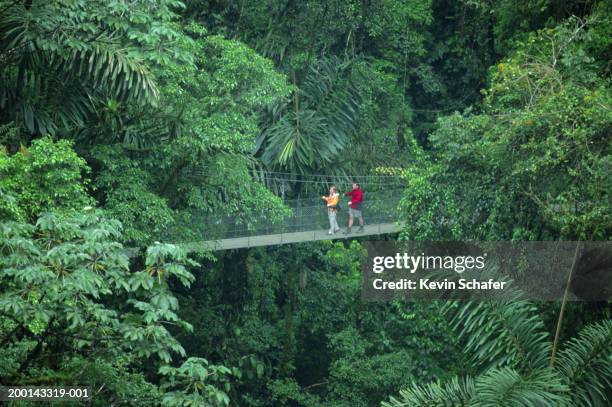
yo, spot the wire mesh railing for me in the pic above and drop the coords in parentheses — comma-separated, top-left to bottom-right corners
(198, 191, 404, 241)
(183, 167, 408, 197)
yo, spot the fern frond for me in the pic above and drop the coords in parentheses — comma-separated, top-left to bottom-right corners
(381, 376, 474, 407)
(555, 319, 612, 407)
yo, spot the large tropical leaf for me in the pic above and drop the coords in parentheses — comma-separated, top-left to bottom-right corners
(255, 56, 362, 174)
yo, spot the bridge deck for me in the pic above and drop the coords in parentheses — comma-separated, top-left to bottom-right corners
(186, 222, 400, 251)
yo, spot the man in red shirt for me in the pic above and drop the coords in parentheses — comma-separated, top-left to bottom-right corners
(343, 183, 364, 234)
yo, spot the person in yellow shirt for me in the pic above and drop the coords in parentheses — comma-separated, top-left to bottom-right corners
(321, 186, 340, 235)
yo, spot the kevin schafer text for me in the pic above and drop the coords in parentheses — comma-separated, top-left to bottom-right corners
(372, 278, 508, 291)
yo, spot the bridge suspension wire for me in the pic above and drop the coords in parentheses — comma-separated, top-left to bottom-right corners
(250, 170, 404, 179)
(186, 172, 405, 189)
(185, 174, 403, 188)
(258, 177, 404, 187)
(185, 167, 406, 180)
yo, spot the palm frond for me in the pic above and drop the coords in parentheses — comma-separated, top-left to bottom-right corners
(255, 56, 362, 174)
(444, 301, 551, 372)
(381, 376, 474, 407)
(0, 0, 160, 136)
(472, 367, 571, 407)
(556, 319, 612, 407)
(67, 44, 159, 106)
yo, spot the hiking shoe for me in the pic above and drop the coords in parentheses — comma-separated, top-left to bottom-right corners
(343, 228, 352, 234)
(357, 226, 364, 233)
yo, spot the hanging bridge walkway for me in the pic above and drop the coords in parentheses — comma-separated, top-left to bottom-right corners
(188, 223, 401, 251)
(183, 189, 404, 251)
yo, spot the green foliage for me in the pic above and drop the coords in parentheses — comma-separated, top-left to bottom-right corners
(556, 320, 612, 406)
(203, 0, 434, 181)
(0, 137, 93, 222)
(325, 328, 442, 407)
(268, 378, 321, 407)
(383, 376, 475, 406)
(385, 300, 611, 407)
(0, 210, 229, 405)
(0, 121, 19, 145)
(397, 160, 466, 240)
(159, 357, 233, 407)
(385, 368, 572, 406)
(0, 0, 192, 138)
(173, 242, 458, 406)
(0, 1, 610, 406)
(83, 28, 292, 242)
(2, 211, 171, 354)
(471, 367, 569, 407)
(400, 11, 611, 240)
(92, 144, 174, 246)
(256, 57, 362, 174)
(152, 30, 291, 154)
(447, 301, 551, 372)
(63, 357, 160, 406)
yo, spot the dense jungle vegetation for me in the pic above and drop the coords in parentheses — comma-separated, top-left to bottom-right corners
(0, 0, 610, 405)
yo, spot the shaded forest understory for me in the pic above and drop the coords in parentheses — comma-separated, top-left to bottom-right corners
(1, 0, 611, 406)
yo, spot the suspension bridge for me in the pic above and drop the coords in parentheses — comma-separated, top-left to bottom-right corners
(180, 172, 405, 251)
